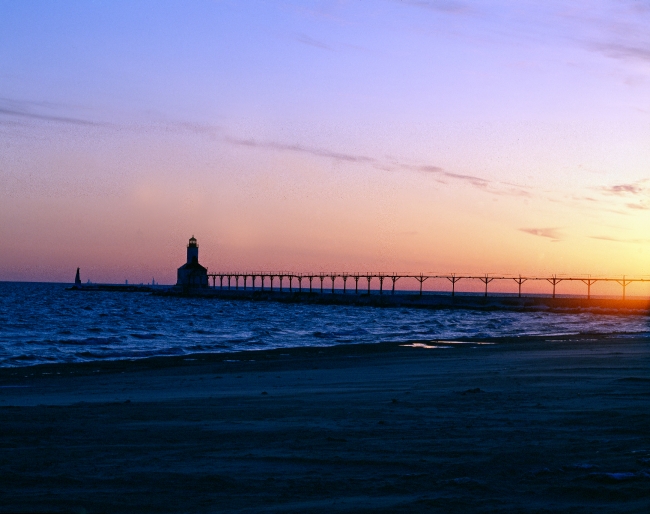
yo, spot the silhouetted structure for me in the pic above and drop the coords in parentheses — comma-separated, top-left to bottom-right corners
(176, 236, 208, 289)
(204, 270, 650, 300)
(170, 238, 648, 300)
(75, 268, 81, 285)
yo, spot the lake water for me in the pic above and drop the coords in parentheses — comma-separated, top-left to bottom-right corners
(1, 282, 648, 367)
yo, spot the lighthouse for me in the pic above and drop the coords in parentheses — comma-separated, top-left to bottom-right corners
(176, 236, 209, 289)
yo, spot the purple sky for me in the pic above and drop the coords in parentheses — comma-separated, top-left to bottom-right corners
(1, 1, 649, 286)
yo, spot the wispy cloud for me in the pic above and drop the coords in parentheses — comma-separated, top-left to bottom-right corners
(397, 0, 472, 15)
(396, 0, 650, 71)
(402, 163, 492, 189)
(592, 42, 650, 63)
(568, 178, 650, 216)
(0, 98, 110, 127)
(9, 95, 640, 217)
(590, 235, 650, 244)
(599, 179, 649, 196)
(404, 164, 484, 186)
(0, 107, 106, 126)
(626, 202, 649, 211)
(225, 135, 532, 197)
(295, 33, 333, 51)
(225, 136, 379, 165)
(172, 121, 221, 137)
(590, 235, 619, 242)
(582, 1, 650, 64)
(519, 227, 562, 241)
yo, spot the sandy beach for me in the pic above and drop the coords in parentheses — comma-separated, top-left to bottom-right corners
(1, 335, 650, 513)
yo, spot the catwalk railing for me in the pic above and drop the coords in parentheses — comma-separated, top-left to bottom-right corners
(206, 273, 650, 300)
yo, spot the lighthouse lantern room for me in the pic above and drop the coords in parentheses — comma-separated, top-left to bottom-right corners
(187, 236, 199, 263)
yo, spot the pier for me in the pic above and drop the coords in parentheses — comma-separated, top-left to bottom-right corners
(206, 272, 650, 301)
(72, 236, 650, 311)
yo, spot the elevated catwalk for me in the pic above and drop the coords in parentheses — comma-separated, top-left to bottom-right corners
(206, 272, 649, 301)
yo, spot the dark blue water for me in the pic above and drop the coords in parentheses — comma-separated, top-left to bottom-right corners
(0, 282, 648, 367)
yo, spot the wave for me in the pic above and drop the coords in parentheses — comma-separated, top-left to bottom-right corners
(0, 282, 648, 367)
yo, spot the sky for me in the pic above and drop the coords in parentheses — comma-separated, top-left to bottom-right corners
(1, 0, 649, 292)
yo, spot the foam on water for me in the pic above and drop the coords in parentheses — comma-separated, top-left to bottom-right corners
(0, 282, 649, 366)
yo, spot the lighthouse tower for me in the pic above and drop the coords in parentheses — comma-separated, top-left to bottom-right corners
(187, 236, 199, 264)
(176, 236, 209, 289)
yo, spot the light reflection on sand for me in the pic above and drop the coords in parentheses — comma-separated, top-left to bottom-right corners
(400, 343, 452, 349)
(435, 340, 496, 345)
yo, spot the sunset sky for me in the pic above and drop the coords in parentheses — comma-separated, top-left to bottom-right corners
(1, 1, 649, 291)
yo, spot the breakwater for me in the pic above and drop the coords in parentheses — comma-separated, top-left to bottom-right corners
(69, 284, 157, 293)
(157, 288, 650, 314)
(67, 280, 650, 313)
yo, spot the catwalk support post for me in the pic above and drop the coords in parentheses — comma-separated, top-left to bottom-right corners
(513, 275, 527, 298)
(581, 277, 598, 300)
(447, 274, 461, 297)
(616, 276, 633, 301)
(415, 274, 428, 295)
(546, 275, 563, 299)
(479, 274, 494, 298)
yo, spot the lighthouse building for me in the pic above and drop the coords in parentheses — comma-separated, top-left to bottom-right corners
(176, 236, 209, 288)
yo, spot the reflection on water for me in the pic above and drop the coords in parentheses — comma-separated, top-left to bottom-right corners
(0, 282, 648, 366)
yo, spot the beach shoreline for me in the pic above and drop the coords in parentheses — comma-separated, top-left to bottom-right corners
(2, 335, 650, 512)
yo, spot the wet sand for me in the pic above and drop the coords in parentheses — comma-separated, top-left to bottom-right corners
(1, 335, 650, 513)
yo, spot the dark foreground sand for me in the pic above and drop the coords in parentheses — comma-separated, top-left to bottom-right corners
(1, 335, 650, 513)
